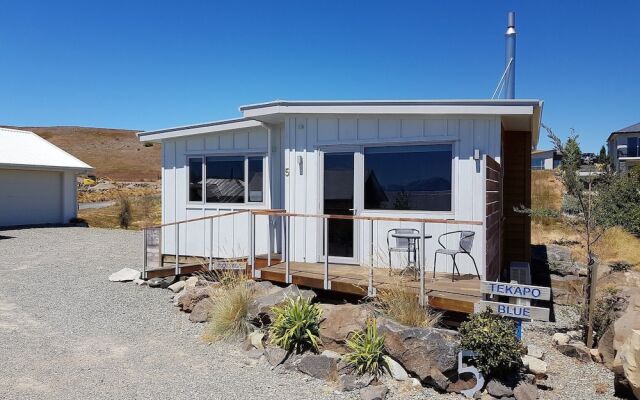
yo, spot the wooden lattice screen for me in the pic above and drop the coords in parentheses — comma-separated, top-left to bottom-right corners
(485, 155, 503, 281)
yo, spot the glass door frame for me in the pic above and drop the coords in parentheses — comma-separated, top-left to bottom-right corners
(319, 147, 364, 265)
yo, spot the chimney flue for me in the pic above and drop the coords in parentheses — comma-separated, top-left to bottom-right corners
(505, 11, 516, 99)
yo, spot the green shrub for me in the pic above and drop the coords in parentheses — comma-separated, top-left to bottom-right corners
(459, 309, 524, 377)
(269, 296, 322, 353)
(344, 318, 386, 377)
(581, 287, 622, 345)
(594, 169, 640, 236)
(610, 261, 632, 272)
(118, 197, 132, 229)
(561, 194, 582, 216)
(202, 279, 254, 342)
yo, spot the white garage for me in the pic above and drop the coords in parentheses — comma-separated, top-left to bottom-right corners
(0, 127, 93, 227)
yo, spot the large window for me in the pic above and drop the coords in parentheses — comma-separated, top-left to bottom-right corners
(188, 155, 264, 204)
(364, 144, 452, 211)
(627, 137, 639, 158)
(532, 158, 545, 170)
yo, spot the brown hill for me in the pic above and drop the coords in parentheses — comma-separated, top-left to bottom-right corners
(4, 126, 161, 181)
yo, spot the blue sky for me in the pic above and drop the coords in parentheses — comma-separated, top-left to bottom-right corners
(0, 1, 638, 151)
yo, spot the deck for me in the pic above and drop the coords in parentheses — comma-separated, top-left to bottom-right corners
(258, 261, 481, 314)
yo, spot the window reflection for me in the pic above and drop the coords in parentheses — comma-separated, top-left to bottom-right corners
(205, 156, 245, 203)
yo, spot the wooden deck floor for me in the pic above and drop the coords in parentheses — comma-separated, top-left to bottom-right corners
(258, 261, 481, 314)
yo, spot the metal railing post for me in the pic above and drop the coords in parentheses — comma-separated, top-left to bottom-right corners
(175, 223, 180, 276)
(208, 217, 213, 271)
(142, 228, 147, 279)
(249, 211, 255, 277)
(420, 221, 426, 307)
(285, 215, 290, 283)
(324, 216, 330, 290)
(267, 215, 272, 267)
(368, 219, 374, 297)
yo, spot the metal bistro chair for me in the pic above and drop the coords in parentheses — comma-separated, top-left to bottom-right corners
(387, 228, 420, 279)
(433, 231, 480, 282)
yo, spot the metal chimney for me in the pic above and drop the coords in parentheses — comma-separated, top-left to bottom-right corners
(505, 11, 516, 99)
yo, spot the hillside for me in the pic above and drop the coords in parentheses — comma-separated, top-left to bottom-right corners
(4, 126, 161, 181)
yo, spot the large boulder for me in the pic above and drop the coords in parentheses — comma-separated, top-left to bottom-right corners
(248, 284, 316, 320)
(557, 342, 592, 362)
(598, 288, 640, 368)
(618, 329, 640, 399)
(297, 354, 337, 381)
(359, 385, 388, 400)
(188, 299, 211, 323)
(550, 274, 586, 305)
(319, 303, 370, 353)
(178, 286, 211, 312)
(532, 244, 586, 276)
(377, 318, 459, 391)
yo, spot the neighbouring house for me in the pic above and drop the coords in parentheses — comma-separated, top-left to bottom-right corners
(531, 149, 561, 170)
(0, 127, 93, 227)
(608, 122, 640, 172)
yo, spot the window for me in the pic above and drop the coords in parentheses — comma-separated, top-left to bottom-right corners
(188, 158, 203, 202)
(364, 144, 452, 211)
(532, 158, 545, 170)
(189, 155, 265, 204)
(627, 137, 639, 158)
(247, 157, 264, 202)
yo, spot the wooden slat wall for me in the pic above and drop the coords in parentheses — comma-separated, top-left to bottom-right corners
(502, 130, 532, 270)
(485, 156, 502, 281)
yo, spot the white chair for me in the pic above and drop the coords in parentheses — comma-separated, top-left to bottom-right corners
(433, 231, 480, 281)
(387, 228, 419, 279)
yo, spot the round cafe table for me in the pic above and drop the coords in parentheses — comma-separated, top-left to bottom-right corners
(391, 232, 433, 276)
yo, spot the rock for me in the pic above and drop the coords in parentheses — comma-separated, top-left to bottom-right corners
(173, 290, 187, 306)
(526, 345, 545, 360)
(108, 268, 140, 282)
(248, 284, 316, 320)
(446, 374, 478, 394)
(557, 342, 592, 362)
(550, 275, 586, 305)
(338, 373, 374, 391)
(513, 381, 538, 400)
(264, 346, 288, 367)
(552, 333, 570, 346)
(178, 287, 211, 312)
(359, 385, 388, 400)
(618, 329, 640, 399)
(522, 355, 547, 375)
(409, 378, 422, 388)
(248, 331, 265, 351)
(188, 299, 211, 323)
(590, 348, 603, 363)
(567, 330, 582, 340)
(185, 276, 198, 289)
(321, 350, 342, 360)
(383, 356, 408, 381)
(297, 354, 337, 381)
(319, 303, 370, 353)
(148, 275, 177, 288)
(245, 348, 264, 360)
(377, 318, 459, 391)
(599, 326, 616, 367)
(168, 280, 186, 293)
(486, 379, 513, 398)
(133, 278, 146, 286)
(609, 289, 640, 365)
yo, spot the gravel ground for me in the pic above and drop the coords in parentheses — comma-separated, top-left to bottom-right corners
(0, 227, 619, 400)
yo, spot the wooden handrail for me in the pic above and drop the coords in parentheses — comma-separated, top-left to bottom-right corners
(143, 209, 250, 229)
(252, 209, 483, 226)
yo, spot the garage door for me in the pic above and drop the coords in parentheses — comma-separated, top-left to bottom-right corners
(0, 169, 63, 227)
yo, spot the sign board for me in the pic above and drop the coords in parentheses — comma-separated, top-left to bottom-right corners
(480, 281, 551, 301)
(211, 260, 247, 271)
(474, 300, 550, 322)
(145, 228, 161, 268)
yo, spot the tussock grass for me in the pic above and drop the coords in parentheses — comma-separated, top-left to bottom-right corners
(594, 226, 640, 269)
(373, 280, 440, 328)
(202, 273, 255, 342)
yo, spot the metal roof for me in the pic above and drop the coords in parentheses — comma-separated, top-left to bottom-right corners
(608, 122, 640, 142)
(0, 127, 93, 172)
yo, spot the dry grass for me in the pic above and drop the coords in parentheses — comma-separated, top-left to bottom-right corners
(78, 195, 161, 230)
(201, 273, 255, 342)
(531, 170, 563, 211)
(373, 280, 440, 328)
(594, 226, 640, 268)
(78, 185, 159, 203)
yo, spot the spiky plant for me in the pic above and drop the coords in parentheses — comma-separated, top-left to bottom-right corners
(344, 318, 386, 377)
(269, 296, 322, 353)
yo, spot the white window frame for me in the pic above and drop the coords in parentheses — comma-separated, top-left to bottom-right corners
(186, 153, 266, 206)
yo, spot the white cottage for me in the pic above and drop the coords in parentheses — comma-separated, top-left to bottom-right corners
(138, 100, 542, 310)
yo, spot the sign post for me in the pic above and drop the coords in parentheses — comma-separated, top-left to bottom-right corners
(476, 281, 551, 323)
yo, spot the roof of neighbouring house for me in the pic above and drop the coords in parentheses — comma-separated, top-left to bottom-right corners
(0, 127, 93, 172)
(608, 122, 640, 142)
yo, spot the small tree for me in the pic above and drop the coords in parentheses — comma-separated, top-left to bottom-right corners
(118, 197, 132, 229)
(544, 124, 604, 347)
(597, 145, 609, 165)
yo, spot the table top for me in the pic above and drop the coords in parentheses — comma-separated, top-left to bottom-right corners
(391, 232, 433, 239)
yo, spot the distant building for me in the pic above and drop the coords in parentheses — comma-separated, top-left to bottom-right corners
(608, 122, 640, 172)
(531, 149, 561, 170)
(0, 128, 93, 227)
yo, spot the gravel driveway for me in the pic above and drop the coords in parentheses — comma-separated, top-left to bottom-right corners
(0, 227, 350, 400)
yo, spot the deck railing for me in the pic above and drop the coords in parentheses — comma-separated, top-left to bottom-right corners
(143, 208, 483, 307)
